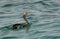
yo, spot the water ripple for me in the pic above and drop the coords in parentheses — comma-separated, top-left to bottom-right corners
(1, 36, 18, 39)
(0, 0, 60, 39)
(41, 36, 60, 39)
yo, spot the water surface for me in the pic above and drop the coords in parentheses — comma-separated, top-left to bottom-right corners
(0, 0, 60, 39)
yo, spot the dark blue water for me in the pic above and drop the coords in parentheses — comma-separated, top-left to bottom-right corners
(0, 0, 60, 39)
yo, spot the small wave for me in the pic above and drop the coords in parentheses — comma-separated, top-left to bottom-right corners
(0, 12, 5, 14)
(1, 4, 15, 7)
(35, 1, 59, 7)
(31, 30, 46, 35)
(0, 14, 18, 18)
(1, 36, 18, 39)
(15, 1, 43, 6)
(0, 25, 12, 30)
(41, 36, 60, 39)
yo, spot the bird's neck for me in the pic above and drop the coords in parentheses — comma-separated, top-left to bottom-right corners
(24, 18, 29, 24)
(23, 15, 29, 24)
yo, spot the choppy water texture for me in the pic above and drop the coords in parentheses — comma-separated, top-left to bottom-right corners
(0, 0, 60, 39)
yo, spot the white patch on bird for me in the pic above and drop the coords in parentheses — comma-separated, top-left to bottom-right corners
(24, 13, 26, 15)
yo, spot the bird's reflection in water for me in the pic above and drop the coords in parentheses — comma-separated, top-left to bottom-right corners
(25, 23, 31, 33)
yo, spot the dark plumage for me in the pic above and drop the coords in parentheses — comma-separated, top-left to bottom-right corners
(12, 24, 23, 29)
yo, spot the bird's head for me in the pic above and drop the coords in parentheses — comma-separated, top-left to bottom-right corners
(23, 11, 30, 17)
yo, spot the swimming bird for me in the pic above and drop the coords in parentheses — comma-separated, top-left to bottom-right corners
(12, 11, 30, 30)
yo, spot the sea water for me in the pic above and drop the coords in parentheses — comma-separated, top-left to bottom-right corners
(0, 0, 60, 39)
